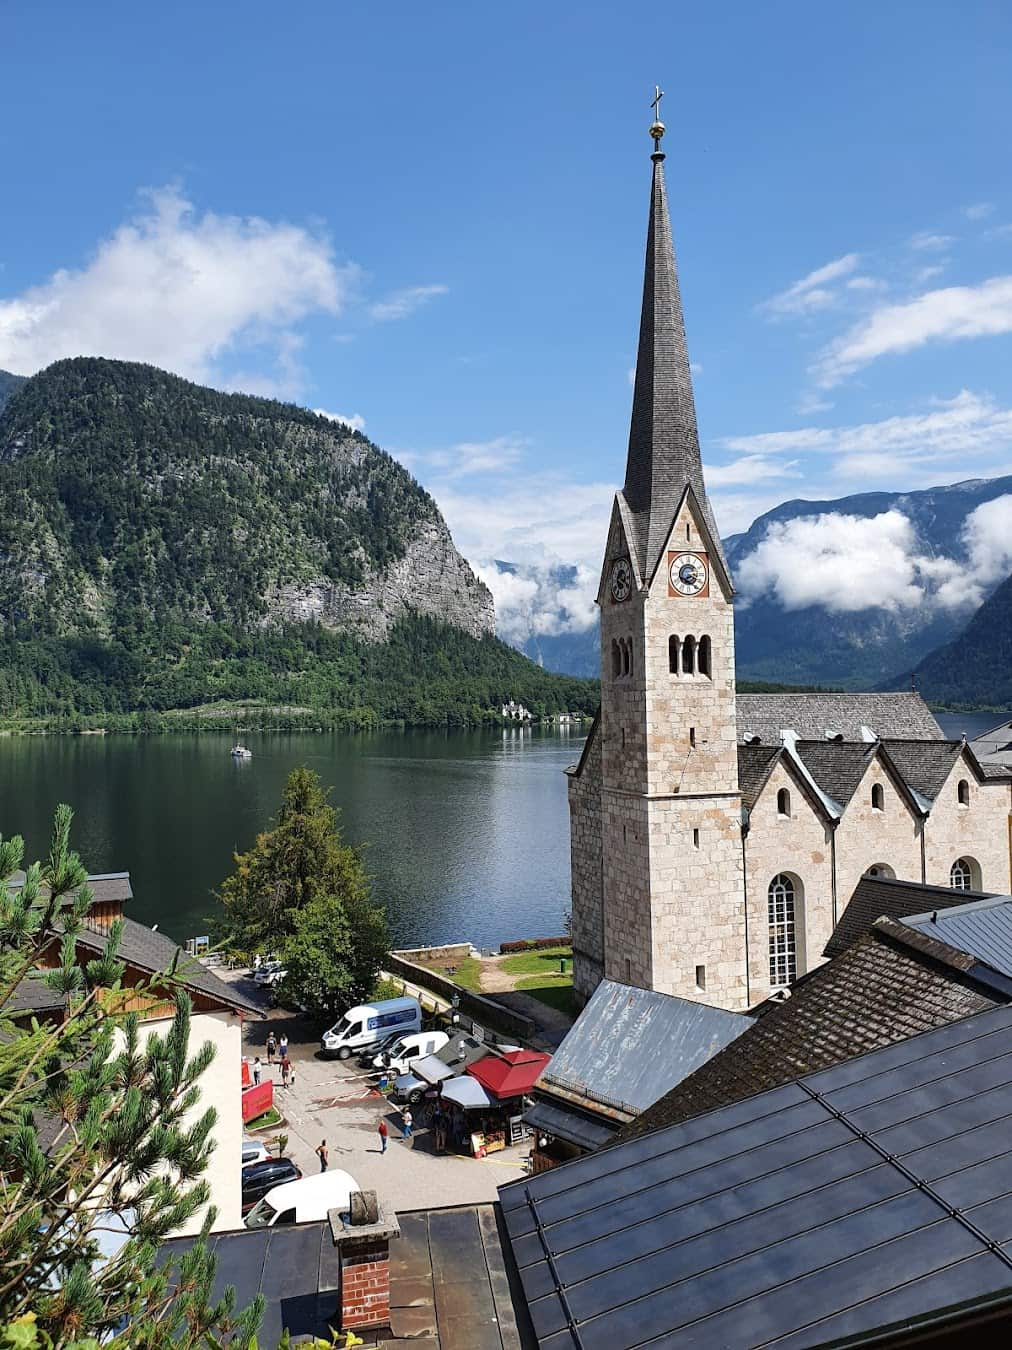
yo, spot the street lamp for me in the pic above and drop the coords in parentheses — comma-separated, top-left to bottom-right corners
(451, 992, 460, 1027)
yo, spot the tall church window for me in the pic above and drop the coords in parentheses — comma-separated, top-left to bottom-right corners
(611, 640, 621, 679)
(950, 857, 980, 890)
(777, 788, 790, 818)
(957, 779, 970, 807)
(768, 873, 799, 987)
(698, 636, 711, 678)
(682, 635, 696, 675)
(668, 635, 680, 674)
(871, 783, 884, 812)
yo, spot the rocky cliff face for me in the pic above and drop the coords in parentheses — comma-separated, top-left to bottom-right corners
(0, 357, 494, 644)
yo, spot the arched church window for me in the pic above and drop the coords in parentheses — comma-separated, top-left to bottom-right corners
(777, 788, 790, 818)
(957, 779, 970, 807)
(698, 636, 711, 678)
(682, 635, 696, 676)
(668, 635, 680, 674)
(865, 863, 895, 879)
(871, 783, 884, 812)
(768, 874, 800, 987)
(611, 640, 621, 680)
(950, 857, 980, 890)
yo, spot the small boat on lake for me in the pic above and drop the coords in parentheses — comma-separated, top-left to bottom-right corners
(230, 744, 253, 760)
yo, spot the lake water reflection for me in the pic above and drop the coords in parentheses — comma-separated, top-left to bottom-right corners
(0, 727, 582, 950)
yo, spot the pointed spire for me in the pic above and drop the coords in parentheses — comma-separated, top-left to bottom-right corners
(622, 104, 730, 584)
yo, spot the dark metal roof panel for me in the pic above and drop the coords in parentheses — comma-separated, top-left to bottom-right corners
(902, 896, 1012, 980)
(826, 874, 994, 959)
(499, 1006, 1012, 1349)
(537, 979, 750, 1115)
(523, 1100, 616, 1152)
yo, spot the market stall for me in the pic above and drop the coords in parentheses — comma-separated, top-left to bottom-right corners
(440, 1049, 551, 1157)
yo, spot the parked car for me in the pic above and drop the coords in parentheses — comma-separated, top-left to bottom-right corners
(245, 1169, 360, 1228)
(356, 1032, 403, 1068)
(241, 1157, 302, 1214)
(372, 1029, 450, 1076)
(253, 961, 284, 986)
(320, 996, 421, 1059)
(241, 1137, 271, 1167)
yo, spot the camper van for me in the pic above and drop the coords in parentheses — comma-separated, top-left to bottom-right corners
(372, 1029, 449, 1076)
(244, 1169, 359, 1228)
(320, 996, 421, 1059)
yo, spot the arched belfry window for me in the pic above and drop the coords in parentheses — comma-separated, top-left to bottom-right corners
(950, 857, 980, 891)
(682, 635, 696, 676)
(611, 640, 621, 680)
(871, 783, 884, 812)
(958, 779, 970, 807)
(698, 636, 712, 678)
(768, 874, 800, 987)
(668, 635, 680, 674)
(622, 638, 632, 678)
(777, 788, 790, 818)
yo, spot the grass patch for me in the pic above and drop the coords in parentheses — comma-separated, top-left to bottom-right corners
(415, 954, 482, 992)
(245, 1106, 282, 1130)
(514, 977, 576, 1017)
(500, 946, 572, 977)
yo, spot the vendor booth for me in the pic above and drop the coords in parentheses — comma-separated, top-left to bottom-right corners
(439, 1049, 551, 1157)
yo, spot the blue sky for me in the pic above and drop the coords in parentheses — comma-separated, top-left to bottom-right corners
(3, 1, 1012, 635)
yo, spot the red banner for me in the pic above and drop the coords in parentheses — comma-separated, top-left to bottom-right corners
(242, 1079, 273, 1123)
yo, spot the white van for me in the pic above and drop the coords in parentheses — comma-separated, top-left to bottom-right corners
(372, 1029, 449, 1076)
(320, 996, 421, 1059)
(244, 1168, 360, 1228)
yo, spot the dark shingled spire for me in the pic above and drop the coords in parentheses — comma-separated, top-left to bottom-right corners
(623, 150, 730, 584)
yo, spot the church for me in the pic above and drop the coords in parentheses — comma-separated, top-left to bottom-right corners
(569, 112, 1012, 1013)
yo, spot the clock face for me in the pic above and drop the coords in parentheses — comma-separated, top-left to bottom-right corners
(609, 557, 632, 603)
(669, 552, 707, 596)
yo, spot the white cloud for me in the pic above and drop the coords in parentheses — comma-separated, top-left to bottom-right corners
(909, 231, 956, 252)
(702, 454, 801, 487)
(368, 284, 448, 321)
(476, 559, 600, 643)
(914, 264, 946, 285)
(813, 277, 1012, 386)
(964, 203, 994, 221)
(0, 187, 352, 394)
(313, 407, 366, 432)
(736, 496, 1012, 615)
(760, 253, 861, 317)
(845, 276, 884, 292)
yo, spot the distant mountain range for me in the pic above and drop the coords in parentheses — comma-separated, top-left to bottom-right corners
(508, 476, 1012, 706)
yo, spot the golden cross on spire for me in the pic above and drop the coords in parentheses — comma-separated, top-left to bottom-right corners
(649, 85, 665, 151)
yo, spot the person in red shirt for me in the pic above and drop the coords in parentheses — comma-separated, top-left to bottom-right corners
(377, 1118, 388, 1154)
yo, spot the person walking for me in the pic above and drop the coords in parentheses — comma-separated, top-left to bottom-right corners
(316, 1139, 329, 1172)
(377, 1118, 388, 1154)
(266, 1032, 277, 1065)
(401, 1107, 413, 1141)
(280, 1054, 290, 1088)
(252, 1056, 261, 1086)
(279, 1034, 289, 1060)
(433, 1106, 446, 1153)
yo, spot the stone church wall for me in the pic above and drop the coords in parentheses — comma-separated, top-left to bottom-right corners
(833, 758, 923, 918)
(742, 759, 834, 1003)
(922, 758, 1011, 893)
(569, 726, 604, 1008)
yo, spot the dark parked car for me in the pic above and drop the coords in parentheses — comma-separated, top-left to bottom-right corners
(356, 1033, 401, 1069)
(241, 1157, 302, 1214)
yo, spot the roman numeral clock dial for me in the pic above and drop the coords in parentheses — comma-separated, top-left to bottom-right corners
(669, 552, 708, 596)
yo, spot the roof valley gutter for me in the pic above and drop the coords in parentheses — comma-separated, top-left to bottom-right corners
(522, 1185, 587, 1350)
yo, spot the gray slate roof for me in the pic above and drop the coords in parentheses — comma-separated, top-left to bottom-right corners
(902, 895, 1012, 980)
(791, 740, 877, 809)
(7, 870, 134, 907)
(880, 737, 964, 799)
(537, 979, 751, 1118)
(736, 691, 943, 743)
(621, 152, 730, 585)
(736, 744, 781, 810)
(826, 874, 994, 959)
(499, 1004, 1012, 1350)
(617, 921, 1009, 1144)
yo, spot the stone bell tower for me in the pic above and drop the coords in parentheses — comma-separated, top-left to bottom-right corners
(594, 99, 747, 1009)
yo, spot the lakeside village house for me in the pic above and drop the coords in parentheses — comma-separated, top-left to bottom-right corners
(567, 123, 1012, 1013)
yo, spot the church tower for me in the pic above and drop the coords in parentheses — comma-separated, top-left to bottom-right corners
(595, 102, 747, 1009)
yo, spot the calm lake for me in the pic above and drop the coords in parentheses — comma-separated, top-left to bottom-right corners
(1, 727, 581, 950)
(1, 711, 1002, 951)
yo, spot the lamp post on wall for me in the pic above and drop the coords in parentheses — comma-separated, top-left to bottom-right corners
(451, 993, 460, 1027)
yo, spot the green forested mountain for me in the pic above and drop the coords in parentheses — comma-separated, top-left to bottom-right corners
(909, 573, 1012, 709)
(0, 358, 596, 725)
(0, 369, 25, 412)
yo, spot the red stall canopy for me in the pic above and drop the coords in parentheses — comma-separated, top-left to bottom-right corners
(468, 1049, 551, 1101)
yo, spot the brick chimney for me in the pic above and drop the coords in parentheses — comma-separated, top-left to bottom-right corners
(329, 1191, 400, 1333)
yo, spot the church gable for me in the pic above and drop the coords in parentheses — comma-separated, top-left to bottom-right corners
(644, 486, 734, 602)
(595, 495, 644, 606)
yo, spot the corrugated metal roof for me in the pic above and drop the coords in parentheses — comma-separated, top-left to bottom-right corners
(538, 980, 751, 1116)
(500, 1004, 1012, 1349)
(902, 895, 1012, 979)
